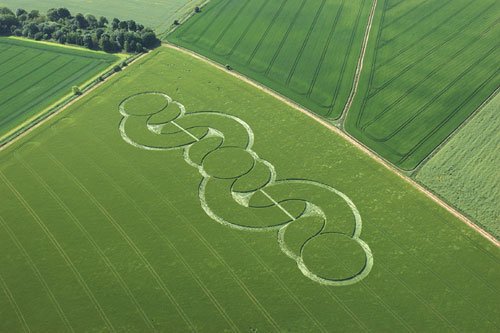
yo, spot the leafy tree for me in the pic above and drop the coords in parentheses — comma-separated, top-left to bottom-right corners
(0, 7, 14, 15)
(74, 13, 88, 29)
(127, 20, 136, 31)
(85, 14, 97, 28)
(111, 18, 120, 30)
(83, 34, 93, 49)
(16, 8, 27, 17)
(57, 8, 71, 20)
(0, 14, 18, 34)
(28, 10, 39, 20)
(46, 8, 60, 21)
(0, 6, 159, 53)
(98, 16, 108, 28)
(118, 20, 128, 30)
(141, 31, 159, 49)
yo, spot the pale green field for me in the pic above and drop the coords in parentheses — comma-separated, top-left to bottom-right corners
(417, 92, 500, 238)
(0, 0, 203, 33)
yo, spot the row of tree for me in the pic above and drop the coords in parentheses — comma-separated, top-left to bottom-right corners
(0, 7, 160, 53)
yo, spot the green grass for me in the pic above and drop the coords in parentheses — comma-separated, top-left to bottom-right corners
(0, 0, 204, 34)
(0, 47, 499, 332)
(0, 37, 119, 140)
(346, 0, 500, 170)
(416, 92, 500, 239)
(168, 0, 372, 119)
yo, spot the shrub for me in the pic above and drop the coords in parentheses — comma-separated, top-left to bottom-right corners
(72, 86, 82, 95)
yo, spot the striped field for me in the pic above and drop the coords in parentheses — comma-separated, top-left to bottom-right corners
(169, 0, 500, 171)
(0, 37, 119, 140)
(168, 0, 373, 119)
(345, 0, 500, 169)
(0, 47, 499, 332)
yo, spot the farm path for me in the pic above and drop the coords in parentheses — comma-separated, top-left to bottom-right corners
(338, 0, 378, 123)
(164, 42, 499, 247)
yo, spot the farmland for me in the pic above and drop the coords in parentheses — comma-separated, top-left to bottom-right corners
(0, 0, 204, 34)
(0, 37, 119, 140)
(345, 0, 500, 169)
(416, 92, 500, 239)
(0, 47, 499, 331)
(169, 0, 500, 171)
(168, 0, 373, 119)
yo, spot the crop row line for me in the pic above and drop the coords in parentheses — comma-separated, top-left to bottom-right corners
(78, 148, 241, 332)
(45, 151, 197, 331)
(264, 0, 308, 76)
(0, 272, 31, 332)
(376, 0, 475, 68)
(221, 0, 270, 58)
(176, 0, 229, 39)
(368, 11, 499, 100)
(382, 0, 432, 30)
(364, 45, 497, 144)
(0, 170, 116, 332)
(362, 26, 495, 131)
(324, 0, 369, 116)
(245, 0, 288, 67)
(397, 69, 498, 165)
(190, 0, 235, 45)
(16, 156, 156, 331)
(304, 0, 346, 98)
(88, 132, 283, 331)
(285, 0, 327, 86)
(0, 51, 44, 79)
(209, 0, 252, 53)
(0, 215, 74, 332)
(0, 59, 97, 130)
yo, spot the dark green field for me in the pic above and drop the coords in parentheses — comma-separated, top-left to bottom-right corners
(169, 0, 372, 119)
(0, 47, 499, 332)
(346, 0, 500, 169)
(0, 37, 119, 140)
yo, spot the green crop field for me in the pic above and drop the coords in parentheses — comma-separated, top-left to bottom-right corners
(345, 0, 500, 170)
(416, 92, 500, 239)
(0, 37, 119, 140)
(169, 0, 500, 171)
(0, 0, 204, 34)
(0, 47, 499, 332)
(168, 0, 373, 119)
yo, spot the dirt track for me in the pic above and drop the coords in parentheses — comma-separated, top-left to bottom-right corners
(164, 43, 499, 247)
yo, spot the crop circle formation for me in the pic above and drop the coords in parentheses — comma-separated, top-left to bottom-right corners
(119, 92, 373, 286)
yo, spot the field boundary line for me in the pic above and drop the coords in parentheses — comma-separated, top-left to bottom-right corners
(0, 272, 31, 333)
(163, 43, 499, 247)
(412, 87, 500, 175)
(0, 52, 146, 152)
(0, 215, 74, 332)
